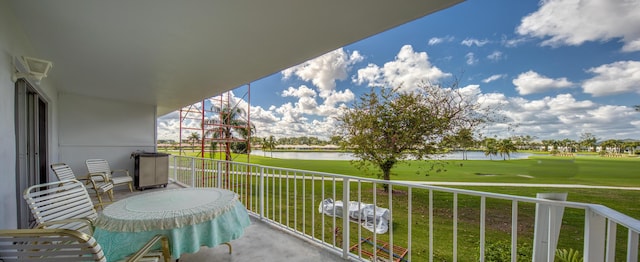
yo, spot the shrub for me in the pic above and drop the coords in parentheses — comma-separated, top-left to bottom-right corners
(555, 248, 582, 262)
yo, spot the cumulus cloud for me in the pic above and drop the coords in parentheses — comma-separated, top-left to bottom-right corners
(282, 48, 363, 98)
(428, 35, 455, 45)
(461, 38, 490, 47)
(582, 60, 640, 96)
(482, 92, 640, 140)
(482, 74, 506, 83)
(282, 85, 316, 98)
(513, 70, 574, 95)
(517, 0, 640, 52)
(353, 45, 451, 91)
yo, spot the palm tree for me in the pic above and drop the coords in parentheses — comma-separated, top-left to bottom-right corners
(188, 132, 200, 152)
(496, 139, 517, 160)
(541, 139, 553, 151)
(624, 141, 640, 155)
(203, 105, 255, 161)
(483, 138, 498, 160)
(262, 136, 277, 158)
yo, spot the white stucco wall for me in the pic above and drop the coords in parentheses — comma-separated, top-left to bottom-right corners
(1, 2, 156, 229)
(58, 93, 156, 176)
(0, 1, 59, 229)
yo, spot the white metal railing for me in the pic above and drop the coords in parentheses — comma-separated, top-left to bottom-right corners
(170, 155, 640, 262)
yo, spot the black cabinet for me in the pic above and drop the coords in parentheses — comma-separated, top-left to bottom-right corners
(132, 152, 169, 190)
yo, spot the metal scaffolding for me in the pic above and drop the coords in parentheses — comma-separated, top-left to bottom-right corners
(178, 84, 251, 163)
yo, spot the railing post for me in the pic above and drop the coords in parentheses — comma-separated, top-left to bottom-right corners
(628, 230, 639, 262)
(532, 193, 567, 262)
(260, 166, 265, 219)
(190, 157, 196, 187)
(342, 177, 350, 259)
(217, 161, 222, 188)
(606, 221, 617, 262)
(172, 156, 177, 181)
(584, 208, 606, 262)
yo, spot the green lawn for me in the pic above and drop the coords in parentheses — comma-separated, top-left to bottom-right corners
(242, 154, 640, 187)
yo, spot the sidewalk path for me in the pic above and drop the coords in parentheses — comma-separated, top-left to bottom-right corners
(402, 181, 640, 191)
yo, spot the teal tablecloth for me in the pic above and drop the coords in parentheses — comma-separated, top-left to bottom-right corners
(94, 188, 251, 262)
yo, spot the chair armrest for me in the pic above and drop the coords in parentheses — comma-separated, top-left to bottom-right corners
(125, 234, 171, 262)
(111, 169, 131, 178)
(87, 172, 110, 182)
(36, 218, 95, 235)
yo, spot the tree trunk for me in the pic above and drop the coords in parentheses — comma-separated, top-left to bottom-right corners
(380, 159, 395, 192)
(382, 168, 391, 192)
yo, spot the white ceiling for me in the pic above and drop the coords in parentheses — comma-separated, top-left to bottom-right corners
(8, 0, 463, 115)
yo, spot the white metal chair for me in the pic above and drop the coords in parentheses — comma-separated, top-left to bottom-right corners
(51, 163, 114, 208)
(86, 159, 134, 192)
(0, 228, 171, 262)
(23, 179, 99, 235)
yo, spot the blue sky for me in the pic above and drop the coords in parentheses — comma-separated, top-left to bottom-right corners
(159, 0, 640, 142)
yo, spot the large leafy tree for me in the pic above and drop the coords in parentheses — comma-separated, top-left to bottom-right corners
(444, 128, 476, 160)
(337, 82, 489, 190)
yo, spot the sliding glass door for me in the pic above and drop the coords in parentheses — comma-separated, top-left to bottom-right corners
(15, 79, 48, 228)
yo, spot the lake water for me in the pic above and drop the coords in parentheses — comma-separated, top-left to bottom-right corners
(250, 150, 533, 161)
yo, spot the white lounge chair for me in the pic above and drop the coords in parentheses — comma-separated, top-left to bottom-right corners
(51, 162, 114, 208)
(86, 158, 134, 192)
(23, 179, 99, 235)
(0, 227, 171, 262)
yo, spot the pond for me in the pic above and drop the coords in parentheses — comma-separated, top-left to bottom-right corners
(250, 150, 533, 161)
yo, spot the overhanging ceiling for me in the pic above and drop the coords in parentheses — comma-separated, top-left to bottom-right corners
(8, 0, 463, 115)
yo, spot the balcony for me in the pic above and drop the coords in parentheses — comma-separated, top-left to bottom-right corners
(105, 155, 640, 261)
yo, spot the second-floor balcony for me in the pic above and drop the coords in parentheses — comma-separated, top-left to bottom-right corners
(104, 155, 640, 262)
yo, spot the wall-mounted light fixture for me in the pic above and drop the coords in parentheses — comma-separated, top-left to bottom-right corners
(12, 56, 53, 83)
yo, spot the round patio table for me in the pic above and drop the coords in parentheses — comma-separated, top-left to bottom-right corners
(94, 187, 251, 262)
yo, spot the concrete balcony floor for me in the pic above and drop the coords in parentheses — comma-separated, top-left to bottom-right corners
(99, 182, 346, 262)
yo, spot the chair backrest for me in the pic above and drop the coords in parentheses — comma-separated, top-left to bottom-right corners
(23, 179, 98, 235)
(86, 159, 111, 175)
(0, 228, 106, 262)
(51, 162, 77, 181)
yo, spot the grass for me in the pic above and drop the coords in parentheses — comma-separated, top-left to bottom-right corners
(170, 150, 640, 261)
(240, 153, 640, 187)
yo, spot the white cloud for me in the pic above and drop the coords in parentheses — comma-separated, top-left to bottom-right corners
(428, 35, 455, 45)
(582, 60, 640, 96)
(250, 106, 279, 124)
(487, 51, 504, 61)
(482, 93, 640, 140)
(513, 70, 574, 95)
(354, 45, 451, 91)
(517, 0, 640, 52)
(159, 87, 640, 143)
(465, 52, 478, 65)
(281, 85, 317, 98)
(482, 74, 506, 83)
(282, 48, 363, 98)
(461, 38, 490, 47)
(322, 89, 355, 108)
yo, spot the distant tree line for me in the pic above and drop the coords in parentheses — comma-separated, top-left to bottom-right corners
(160, 132, 640, 158)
